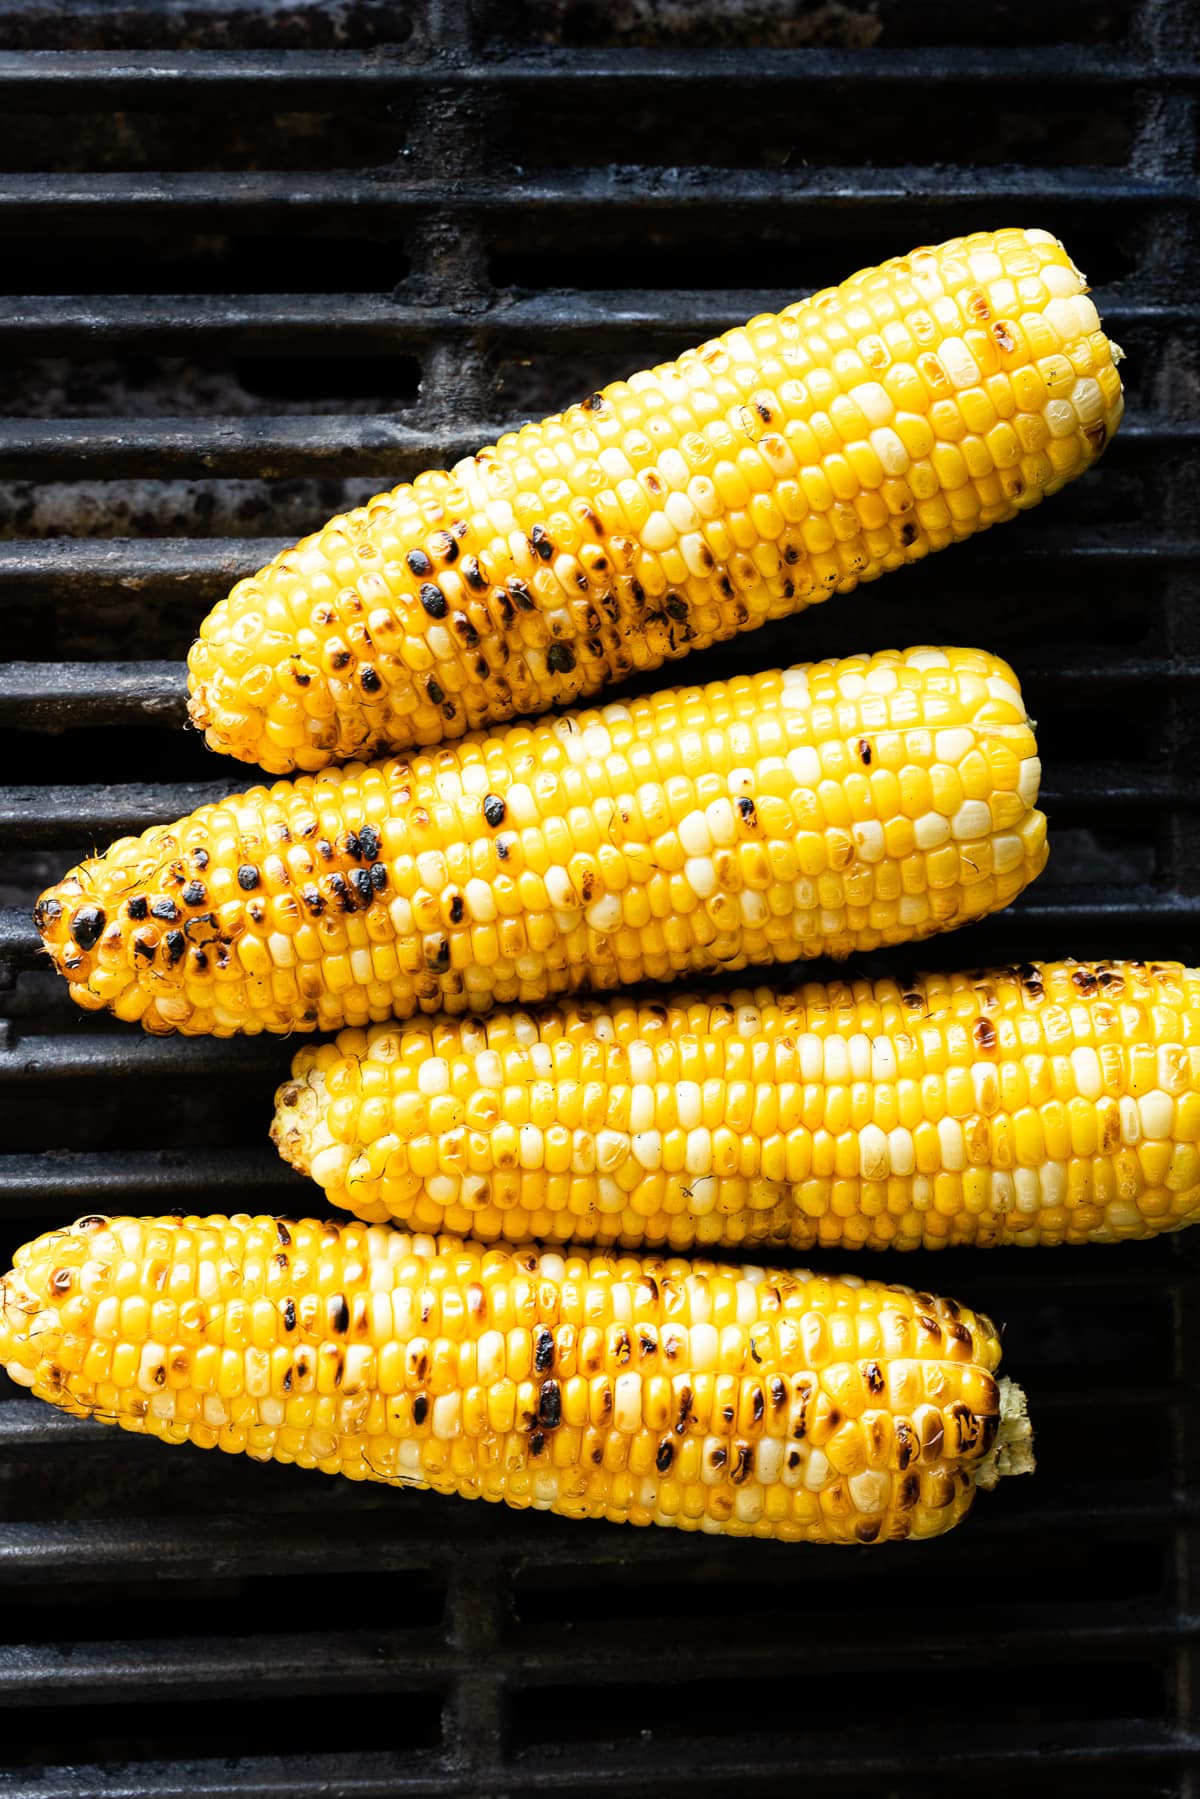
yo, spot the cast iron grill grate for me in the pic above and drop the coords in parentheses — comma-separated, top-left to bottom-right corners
(0, 0, 1197, 1792)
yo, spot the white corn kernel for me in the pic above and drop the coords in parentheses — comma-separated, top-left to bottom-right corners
(679, 812, 712, 856)
(1140, 1091, 1174, 1139)
(888, 1128, 916, 1178)
(858, 1124, 889, 1180)
(1120, 1096, 1142, 1145)
(586, 893, 622, 933)
(952, 801, 993, 841)
(418, 1058, 450, 1096)
(614, 1374, 642, 1433)
(915, 812, 951, 850)
(849, 1470, 889, 1515)
(684, 858, 717, 900)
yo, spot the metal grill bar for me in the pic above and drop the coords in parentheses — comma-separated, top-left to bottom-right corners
(0, 292, 1185, 352)
(0, 537, 282, 599)
(0, 1614, 1196, 1711)
(0, 45, 1195, 101)
(0, 1731, 1195, 1799)
(0, 1032, 287, 1081)
(0, 662, 185, 729)
(0, 1151, 291, 1208)
(0, 167, 1193, 218)
(0, 1633, 448, 1706)
(0, 1147, 295, 1207)
(0, 417, 485, 480)
(0, 1754, 452, 1799)
(0, 1500, 1196, 1585)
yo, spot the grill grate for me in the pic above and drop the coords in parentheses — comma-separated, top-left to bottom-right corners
(0, 0, 1198, 1792)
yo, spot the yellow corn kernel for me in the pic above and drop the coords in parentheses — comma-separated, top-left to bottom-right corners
(276, 962, 1200, 1252)
(37, 649, 1047, 1037)
(186, 229, 1122, 775)
(0, 1212, 1028, 1546)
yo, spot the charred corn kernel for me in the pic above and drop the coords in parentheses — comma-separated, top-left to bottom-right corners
(276, 961, 1200, 1252)
(187, 229, 1122, 774)
(37, 647, 1046, 1037)
(0, 1213, 1031, 1545)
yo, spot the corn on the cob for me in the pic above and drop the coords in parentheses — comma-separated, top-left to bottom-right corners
(187, 227, 1122, 775)
(36, 647, 1047, 1036)
(275, 960, 1200, 1252)
(0, 1213, 1032, 1543)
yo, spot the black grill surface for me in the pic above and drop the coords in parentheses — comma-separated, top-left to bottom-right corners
(0, 1, 1198, 1793)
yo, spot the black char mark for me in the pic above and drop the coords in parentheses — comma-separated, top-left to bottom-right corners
(537, 1381, 562, 1429)
(70, 906, 106, 950)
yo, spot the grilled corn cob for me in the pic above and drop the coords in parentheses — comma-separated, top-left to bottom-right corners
(275, 960, 1200, 1251)
(187, 226, 1122, 775)
(36, 647, 1047, 1036)
(0, 1213, 1032, 1543)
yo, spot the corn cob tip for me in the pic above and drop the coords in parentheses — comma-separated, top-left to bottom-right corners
(0, 1240, 81, 1407)
(32, 876, 144, 1029)
(975, 1378, 1034, 1488)
(271, 1062, 395, 1224)
(185, 671, 284, 775)
(185, 684, 214, 734)
(271, 1068, 324, 1172)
